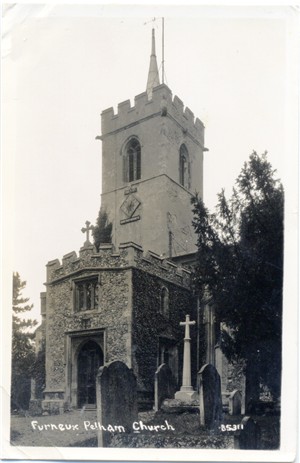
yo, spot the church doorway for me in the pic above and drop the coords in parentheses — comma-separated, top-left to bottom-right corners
(77, 340, 103, 408)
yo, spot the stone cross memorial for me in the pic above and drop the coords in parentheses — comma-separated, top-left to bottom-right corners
(96, 360, 138, 447)
(175, 314, 197, 403)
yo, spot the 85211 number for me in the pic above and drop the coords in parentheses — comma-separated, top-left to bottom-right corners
(219, 423, 244, 432)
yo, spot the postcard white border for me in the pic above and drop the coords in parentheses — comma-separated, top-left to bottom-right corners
(1, 2, 299, 462)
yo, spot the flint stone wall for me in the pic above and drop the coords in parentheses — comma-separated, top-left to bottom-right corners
(42, 243, 194, 406)
(132, 267, 195, 396)
(44, 246, 133, 398)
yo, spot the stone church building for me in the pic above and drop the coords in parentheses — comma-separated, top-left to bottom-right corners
(34, 30, 241, 413)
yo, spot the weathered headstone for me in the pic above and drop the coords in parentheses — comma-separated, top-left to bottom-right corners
(229, 389, 242, 415)
(234, 416, 261, 449)
(96, 361, 138, 447)
(198, 363, 222, 429)
(154, 363, 177, 411)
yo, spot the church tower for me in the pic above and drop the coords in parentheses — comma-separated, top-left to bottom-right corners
(99, 29, 207, 257)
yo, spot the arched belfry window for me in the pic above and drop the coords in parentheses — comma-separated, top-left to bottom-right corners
(160, 287, 169, 317)
(124, 138, 141, 183)
(179, 144, 189, 188)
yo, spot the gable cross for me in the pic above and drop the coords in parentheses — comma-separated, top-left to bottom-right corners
(81, 220, 94, 244)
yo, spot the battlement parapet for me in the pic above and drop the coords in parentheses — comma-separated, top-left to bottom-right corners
(146, 250, 163, 261)
(119, 241, 143, 252)
(101, 84, 204, 145)
(47, 259, 61, 269)
(62, 251, 77, 264)
(79, 243, 95, 257)
(46, 241, 191, 288)
(98, 243, 114, 251)
(134, 248, 191, 287)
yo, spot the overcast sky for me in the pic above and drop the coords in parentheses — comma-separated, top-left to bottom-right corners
(3, 4, 298, 322)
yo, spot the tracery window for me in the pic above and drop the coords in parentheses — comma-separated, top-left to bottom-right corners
(74, 277, 99, 311)
(179, 144, 189, 188)
(124, 138, 141, 182)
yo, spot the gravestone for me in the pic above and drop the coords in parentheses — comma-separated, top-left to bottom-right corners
(154, 363, 177, 411)
(96, 361, 138, 447)
(234, 416, 261, 449)
(228, 389, 242, 415)
(198, 364, 222, 429)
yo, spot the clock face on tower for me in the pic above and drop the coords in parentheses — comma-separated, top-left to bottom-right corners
(120, 194, 141, 219)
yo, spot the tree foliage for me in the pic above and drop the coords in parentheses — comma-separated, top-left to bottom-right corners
(191, 152, 283, 402)
(11, 272, 37, 410)
(32, 338, 46, 399)
(92, 207, 112, 251)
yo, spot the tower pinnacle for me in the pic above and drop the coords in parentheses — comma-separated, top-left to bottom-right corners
(146, 28, 160, 100)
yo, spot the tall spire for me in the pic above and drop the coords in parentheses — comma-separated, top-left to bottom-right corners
(146, 28, 160, 100)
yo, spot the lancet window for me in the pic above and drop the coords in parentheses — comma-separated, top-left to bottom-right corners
(124, 138, 141, 183)
(179, 144, 190, 188)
